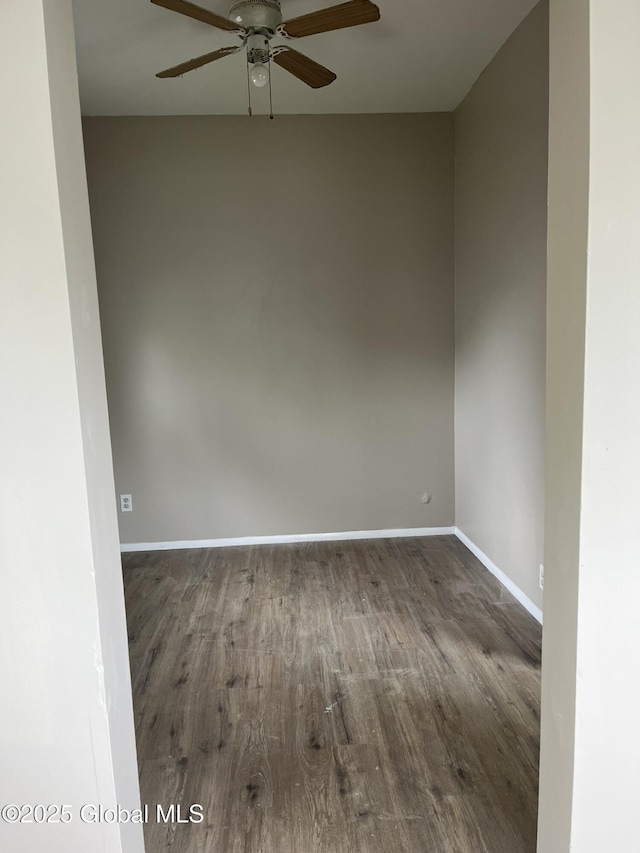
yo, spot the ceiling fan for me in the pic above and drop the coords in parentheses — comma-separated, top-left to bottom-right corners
(151, 0, 381, 101)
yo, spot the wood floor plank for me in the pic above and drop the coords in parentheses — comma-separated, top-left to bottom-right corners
(123, 535, 541, 852)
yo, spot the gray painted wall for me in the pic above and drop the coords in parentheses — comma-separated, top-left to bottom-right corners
(83, 114, 455, 544)
(454, 1, 549, 610)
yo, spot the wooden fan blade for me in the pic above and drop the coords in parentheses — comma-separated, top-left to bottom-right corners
(157, 46, 239, 77)
(281, 0, 380, 39)
(272, 48, 336, 89)
(151, 0, 241, 32)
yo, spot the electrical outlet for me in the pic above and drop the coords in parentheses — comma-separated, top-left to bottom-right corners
(120, 494, 133, 513)
(539, 564, 544, 590)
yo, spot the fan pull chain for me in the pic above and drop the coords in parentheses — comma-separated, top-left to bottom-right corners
(246, 59, 253, 117)
(268, 54, 274, 120)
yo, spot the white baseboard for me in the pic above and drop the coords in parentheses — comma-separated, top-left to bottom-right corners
(120, 526, 456, 554)
(454, 528, 543, 624)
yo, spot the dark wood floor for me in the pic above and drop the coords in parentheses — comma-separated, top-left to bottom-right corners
(123, 535, 541, 853)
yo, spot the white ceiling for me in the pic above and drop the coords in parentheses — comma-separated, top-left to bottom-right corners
(73, 0, 539, 116)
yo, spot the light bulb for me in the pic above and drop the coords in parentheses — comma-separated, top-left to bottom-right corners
(250, 64, 269, 88)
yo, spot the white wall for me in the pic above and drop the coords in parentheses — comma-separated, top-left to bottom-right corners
(538, 0, 640, 849)
(454, 1, 549, 612)
(535, 0, 587, 843)
(0, 3, 142, 851)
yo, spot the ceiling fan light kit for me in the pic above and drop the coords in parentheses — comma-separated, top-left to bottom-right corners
(151, 0, 381, 115)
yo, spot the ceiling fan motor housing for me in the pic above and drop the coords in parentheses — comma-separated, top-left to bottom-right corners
(229, 0, 282, 31)
(246, 32, 270, 65)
